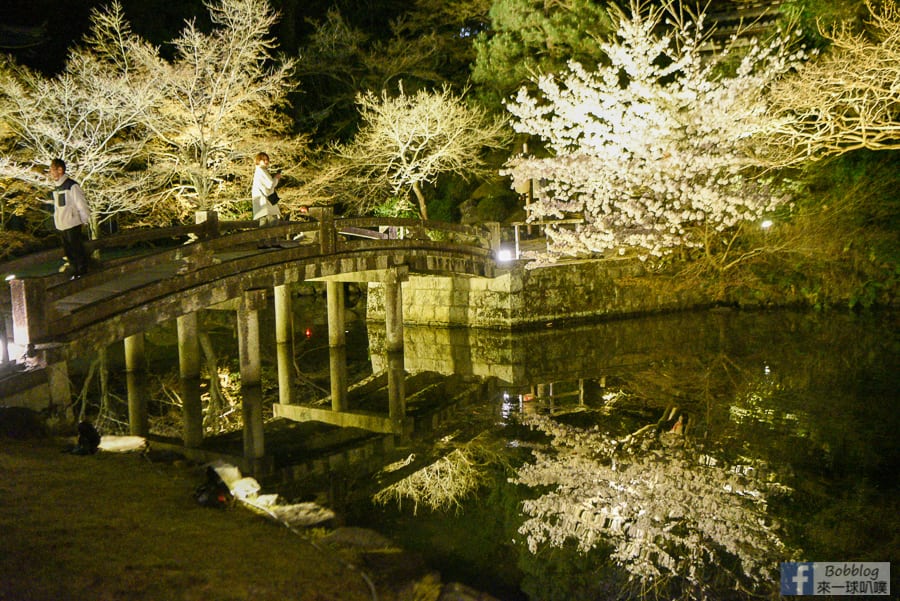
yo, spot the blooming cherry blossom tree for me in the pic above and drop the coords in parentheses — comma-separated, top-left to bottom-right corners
(503, 0, 807, 268)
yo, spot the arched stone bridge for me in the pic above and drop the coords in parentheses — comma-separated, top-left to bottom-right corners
(4, 207, 499, 357)
(0, 207, 501, 472)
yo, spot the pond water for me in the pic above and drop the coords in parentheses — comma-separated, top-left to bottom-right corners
(99, 302, 898, 600)
(348, 308, 899, 601)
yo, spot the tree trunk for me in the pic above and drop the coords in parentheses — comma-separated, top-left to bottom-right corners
(198, 330, 226, 423)
(412, 181, 428, 220)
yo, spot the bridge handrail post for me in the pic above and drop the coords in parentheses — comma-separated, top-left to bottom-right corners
(10, 277, 48, 348)
(485, 222, 501, 254)
(308, 206, 336, 254)
(195, 210, 220, 240)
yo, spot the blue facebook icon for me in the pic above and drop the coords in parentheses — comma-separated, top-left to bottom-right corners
(781, 562, 816, 595)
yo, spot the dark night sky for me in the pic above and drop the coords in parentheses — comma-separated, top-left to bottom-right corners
(0, 0, 207, 74)
(0, 0, 409, 75)
(1, 1, 786, 75)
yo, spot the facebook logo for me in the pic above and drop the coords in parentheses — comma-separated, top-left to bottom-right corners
(780, 561, 890, 596)
(782, 562, 815, 595)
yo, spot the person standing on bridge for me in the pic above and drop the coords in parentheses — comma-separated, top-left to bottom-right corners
(46, 158, 91, 279)
(252, 152, 283, 249)
(252, 152, 282, 224)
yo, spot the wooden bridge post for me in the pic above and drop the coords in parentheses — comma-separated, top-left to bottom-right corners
(274, 284, 295, 406)
(124, 333, 149, 436)
(238, 289, 268, 462)
(326, 281, 348, 411)
(177, 312, 203, 448)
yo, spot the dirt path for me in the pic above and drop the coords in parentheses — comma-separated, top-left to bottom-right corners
(0, 437, 406, 601)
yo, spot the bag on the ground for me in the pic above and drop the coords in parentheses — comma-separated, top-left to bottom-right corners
(194, 466, 232, 508)
(71, 421, 101, 455)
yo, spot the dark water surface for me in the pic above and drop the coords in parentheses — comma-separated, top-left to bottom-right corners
(102, 303, 897, 600)
(351, 309, 899, 601)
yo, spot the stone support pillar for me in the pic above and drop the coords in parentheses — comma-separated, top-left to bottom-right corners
(10, 278, 48, 347)
(124, 333, 148, 436)
(326, 281, 345, 347)
(328, 345, 348, 412)
(237, 290, 267, 461)
(46, 359, 72, 420)
(386, 350, 406, 433)
(326, 281, 347, 411)
(177, 313, 203, 448)
(383, 268, 407, 353)
(485, 221, 501, 255)
(274, 284, 294, 405)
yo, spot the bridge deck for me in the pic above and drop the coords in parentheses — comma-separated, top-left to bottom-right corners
(52, 247, 264, 314)
(3, 214, 498, 359)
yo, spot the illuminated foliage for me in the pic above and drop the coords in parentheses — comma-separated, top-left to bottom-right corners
(396, 0, 492, 86)
(323, 83, 510, 219)
(293, 8, 451, 144)
(0, 0, 303, 227)
(0, 2, 162, 234)
(503, 0, 807, 266)
(766, 0, 900, 165)
(141, 0, 302, 218)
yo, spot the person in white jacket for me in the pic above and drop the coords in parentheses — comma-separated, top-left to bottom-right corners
(47, 158, 91, 278)
(251, 152, 281, 224)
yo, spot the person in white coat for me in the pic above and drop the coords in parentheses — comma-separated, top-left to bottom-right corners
(251, 152, 281, 224)
(47, 158, 91, 278)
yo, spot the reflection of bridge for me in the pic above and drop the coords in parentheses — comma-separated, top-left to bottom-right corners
(0, 208, 500, 472)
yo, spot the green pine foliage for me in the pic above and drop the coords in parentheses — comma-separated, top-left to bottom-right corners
(471, 0, 613, 107)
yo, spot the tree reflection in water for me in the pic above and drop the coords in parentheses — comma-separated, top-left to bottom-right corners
(513, 410, 791, 598)
(365, 309, 897, 601)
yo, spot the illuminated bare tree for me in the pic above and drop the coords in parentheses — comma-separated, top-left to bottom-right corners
(141, 0, 300, 218)
(328, 83, 510, 219)
(503, 0, 806, 267)
(765, 0, 900, 165)
(0, 2, 162, 234)
(0, 0, 304, 227)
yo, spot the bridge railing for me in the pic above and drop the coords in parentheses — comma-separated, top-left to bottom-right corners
(1, 208, 500, 357)
(0, 213, 253, 280)
(335, 216, 499, 249)
(0, 208, 500, 282)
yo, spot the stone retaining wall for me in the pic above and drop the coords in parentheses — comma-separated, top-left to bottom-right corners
(367, 258, 714, 329)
